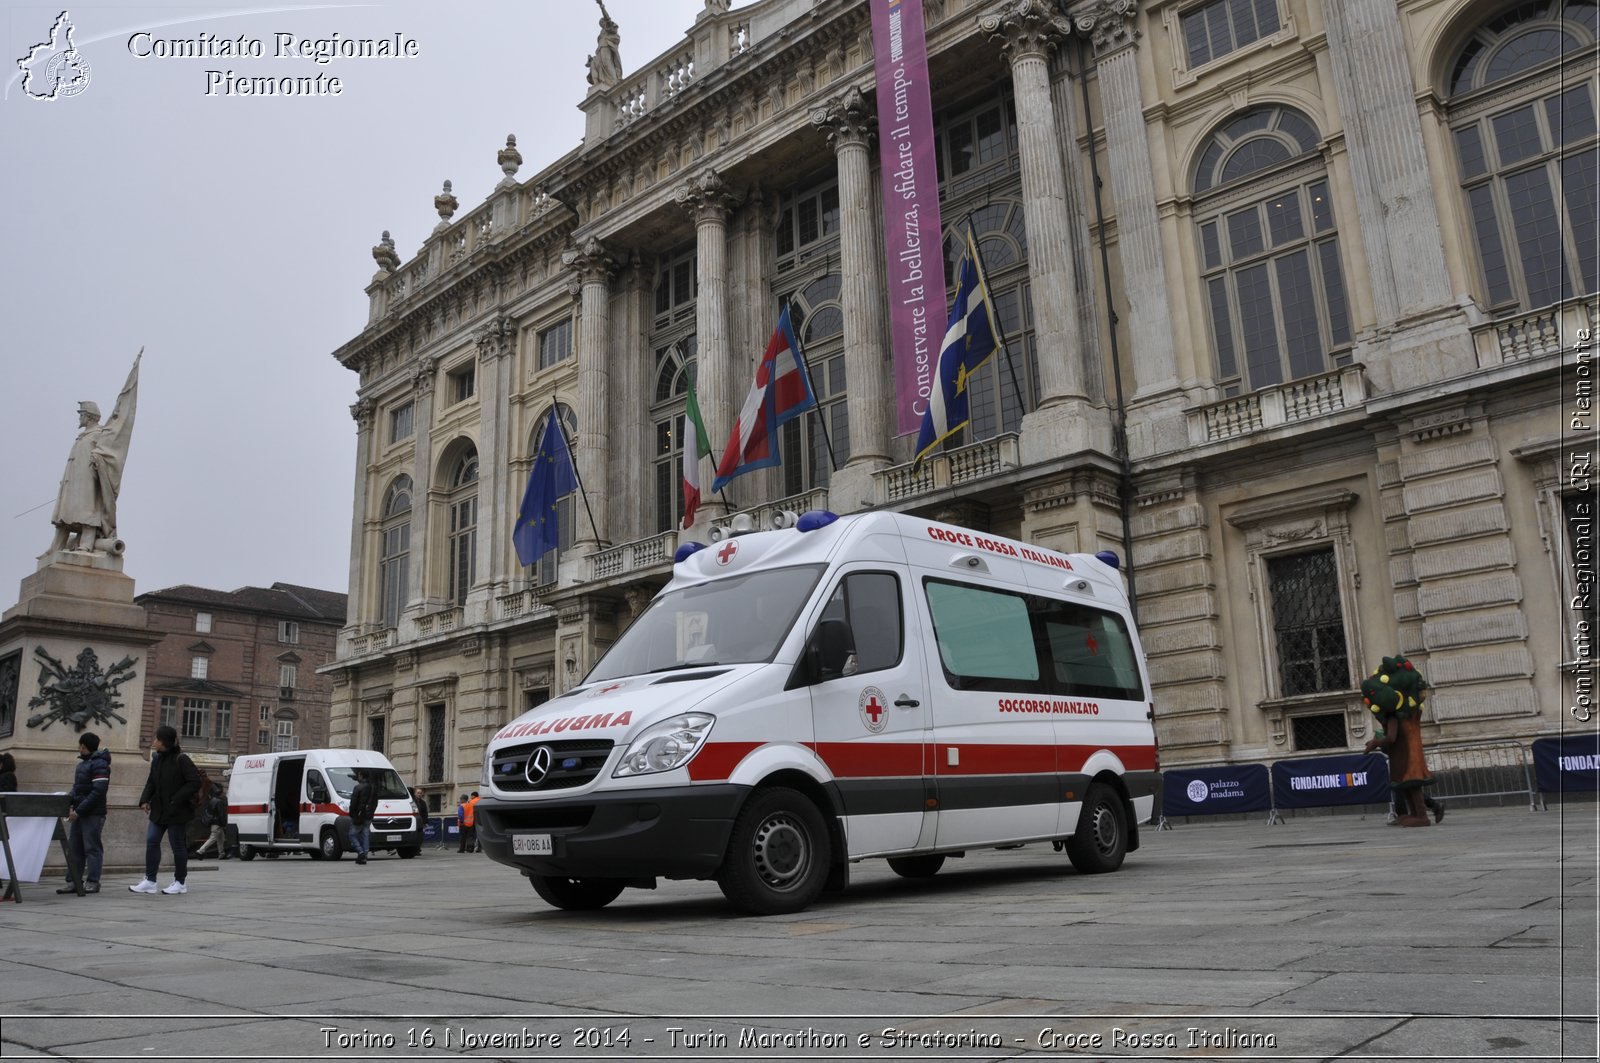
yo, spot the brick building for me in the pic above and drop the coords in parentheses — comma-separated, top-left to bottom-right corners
(135, 583, 347, 768)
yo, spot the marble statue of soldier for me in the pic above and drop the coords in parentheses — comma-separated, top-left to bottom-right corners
(49, 350, 141, 554)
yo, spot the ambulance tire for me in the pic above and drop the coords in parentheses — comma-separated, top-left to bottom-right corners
(886, 854, 945, 879)
(397, 847, 421, 859)
(1065, 782, 1127, 874)
(528, 875, 627, 911)
(319, 828, 345, 861)
(718, 787, 830, 916)
(238, 846, 256, 861)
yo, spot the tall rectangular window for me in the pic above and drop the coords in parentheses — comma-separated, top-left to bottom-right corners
(1267, 548, 1349, 696)
(257, 728, 270, 747)
(448, 496, 477, 605)
(160, 696, 178, 729)
(214, 700, 232, 742)
(190, 656, 208, 680)
(278, 620, 299, 644)
(259, 703, 271, 723)
(279, 663, 297, 696)
(370, 716, 386, 754)
(537, 319, 573, 370)
(181, 698, 208, 740)
(275, 719, 297, 752)
(449, 364, 476, 404)
(427, 703, 447, 784)
(389, 401, 414, 444)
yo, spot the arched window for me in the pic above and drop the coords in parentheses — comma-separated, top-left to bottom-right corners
(652, 340, 698, 532)
(1447, 1, 1598, 312)
(1192, 106, 1352, 395)
(379, 475, 411, 629)
(938, 197, 1035, 441)
(780, 272, 848, 496)
(445, 447, 478, 606)
(531, 406, 577, 584)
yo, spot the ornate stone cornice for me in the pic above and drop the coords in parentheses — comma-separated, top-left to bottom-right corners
(675, 167, 739, 224)
(412, 355, 438, 394)
(1073, 0, 1141, 59)
(979, 0, 1073, 64)
(811, 85, 875, 150)
(562, 235, 617, 287)
(349, 398, 375, 430)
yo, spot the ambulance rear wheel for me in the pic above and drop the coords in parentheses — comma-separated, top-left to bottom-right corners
(319, 828, 345, 861)
(1066, 782, 1127, 874)
(886, 854, 945, 879)
(718, 787, 830, 916)
(528, 875, 627, 911)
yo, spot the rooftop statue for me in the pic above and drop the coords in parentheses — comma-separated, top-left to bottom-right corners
(586, 0, 623, 88)
(48, 350, 140, 556)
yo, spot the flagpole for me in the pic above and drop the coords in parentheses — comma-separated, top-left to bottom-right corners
(549, 402, 602, 544)
(962, 214, 1028, 415)
(788, 296, 840, 474)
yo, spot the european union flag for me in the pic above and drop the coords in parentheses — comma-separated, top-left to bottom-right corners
(515, 407, 577, 567)
(914, 228, 999, 465)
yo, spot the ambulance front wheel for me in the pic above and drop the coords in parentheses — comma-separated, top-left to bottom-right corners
(886, 854, 945, 878)
(1065, 782, 1127, 874)
(528, 875, 627, 911)
(320, 828, 345, 861)
(238, 845, 256, 862)
(717, 787, 830, 916)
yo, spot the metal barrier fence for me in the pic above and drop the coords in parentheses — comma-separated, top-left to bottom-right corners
(420, 816, 464, 850)
(1420, 739, 1545, 812)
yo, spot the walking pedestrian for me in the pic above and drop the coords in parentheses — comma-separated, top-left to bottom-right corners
(58, 733, 110, 895)
(129, 725, 201, 894)
(456, 793, 470, 853)
(194, 788, 229, 859)
(348, 768, 377, 865)
(1362, 655, 1442, 827)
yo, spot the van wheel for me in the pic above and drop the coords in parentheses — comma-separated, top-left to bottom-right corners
(319, 829, 344, 861)
(238, 846, 256, 862)
(1066, 783, 1127, 874)
(717, 787, 830, 916)
(886, 854, 945, 879)
(528, 875, 626, 911)
(397, 847, 421, 859)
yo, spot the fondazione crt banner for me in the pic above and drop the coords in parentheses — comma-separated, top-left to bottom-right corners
(869, 0, 947, 437)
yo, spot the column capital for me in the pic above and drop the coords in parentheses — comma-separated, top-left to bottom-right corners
(810, 85, 876, 151)
(412, 356, 437, 395)
(349, 398, 376, 430)
(1073, 0, 1141, 60)
(562, 236, 617, 286)
(675, 167, 739, 225)
(474, 314, 517, 361)
(979, 0, 1073, 64)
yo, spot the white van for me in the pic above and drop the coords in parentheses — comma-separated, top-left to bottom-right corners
(477, 511, 1159, 914)
(228, 748, 422, 860)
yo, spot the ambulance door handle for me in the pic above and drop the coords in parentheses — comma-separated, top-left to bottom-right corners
(895, 695, 920, 708)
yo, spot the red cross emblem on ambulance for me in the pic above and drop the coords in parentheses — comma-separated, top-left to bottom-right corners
(716, 540, 739, 566)
(859, 686, 889, 734)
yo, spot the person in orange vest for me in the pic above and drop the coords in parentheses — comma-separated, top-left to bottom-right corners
(463, 791, 481, 853)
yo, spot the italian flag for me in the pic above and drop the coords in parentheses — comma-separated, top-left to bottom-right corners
(681, 373, 712, 529)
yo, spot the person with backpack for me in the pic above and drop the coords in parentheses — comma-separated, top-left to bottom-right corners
(348, 768, 378, 865)
(130, 724, 201, 895)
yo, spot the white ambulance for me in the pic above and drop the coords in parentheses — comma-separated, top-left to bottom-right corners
(228, 748, 422, 860)
(477, 511, 1158, 915)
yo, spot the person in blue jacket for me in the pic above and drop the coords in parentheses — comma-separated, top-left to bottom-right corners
(58, 732, 110, 895)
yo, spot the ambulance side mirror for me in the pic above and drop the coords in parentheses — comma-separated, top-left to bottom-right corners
(808, 618, 856, 683)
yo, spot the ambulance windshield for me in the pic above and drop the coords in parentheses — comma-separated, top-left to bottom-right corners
(588, 564, 826, 682)
(325, 766, 409, 800)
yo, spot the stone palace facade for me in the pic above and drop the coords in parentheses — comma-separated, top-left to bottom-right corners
(326, 0, 1596, 801)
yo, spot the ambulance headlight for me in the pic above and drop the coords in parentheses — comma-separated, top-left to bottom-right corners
(613, 713, 715, 777)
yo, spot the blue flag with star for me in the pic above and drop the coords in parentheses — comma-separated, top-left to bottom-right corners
(515, 407, 577, 567)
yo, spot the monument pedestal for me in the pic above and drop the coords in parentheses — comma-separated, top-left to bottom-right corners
(1, 551, 162, 876)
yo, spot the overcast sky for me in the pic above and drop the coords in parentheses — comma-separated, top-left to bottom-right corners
(1, 0, 708, 603)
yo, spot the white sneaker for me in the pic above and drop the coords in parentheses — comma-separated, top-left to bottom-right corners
(161, 881, 188, 895)
(128, 879, 159, 894)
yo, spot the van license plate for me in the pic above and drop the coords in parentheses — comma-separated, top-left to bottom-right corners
(385, 834, 401, 842)
(513, 834, 553, 856)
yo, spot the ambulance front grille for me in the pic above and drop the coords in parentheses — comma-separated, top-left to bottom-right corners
(372, 817, 412, 831)
(492, 739, 615, 792)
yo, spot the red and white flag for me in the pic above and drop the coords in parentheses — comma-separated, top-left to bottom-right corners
(712, 304, 816, 492)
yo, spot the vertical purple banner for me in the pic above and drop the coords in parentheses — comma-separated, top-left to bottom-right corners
(870, 0, 947, 437)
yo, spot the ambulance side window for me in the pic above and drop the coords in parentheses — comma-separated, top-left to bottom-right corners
(306, 770, 330, 803)
(924, 580, 1044, 690)
(819, 572, 903, 674)
(1041, 603, 1145, 700)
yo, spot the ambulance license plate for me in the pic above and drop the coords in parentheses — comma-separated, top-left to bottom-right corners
(513, 834, 553, 856)
(385, 834, 401, 842)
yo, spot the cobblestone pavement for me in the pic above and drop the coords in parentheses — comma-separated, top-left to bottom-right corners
(1, 803, 1595, 1062)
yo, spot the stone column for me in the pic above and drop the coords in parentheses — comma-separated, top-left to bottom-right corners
(614, 252, 654, 545)
(980, 0, 1085, 410)
(407, 359, 437, 612)
(347, 398, 375, 625)
(563, 237, 615, 548)
(677, 169, 738, 515)
(474, 316, 516, 590)
(1074, 1, 1180, 401)
(1320, 0, 1454, 325)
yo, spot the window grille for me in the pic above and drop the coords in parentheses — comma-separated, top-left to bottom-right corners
(1291, 712, 1347, 751)
(427, 703, 447, 784)
(370, 716, 386, 754)
(1267, 548, 1349, 696)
